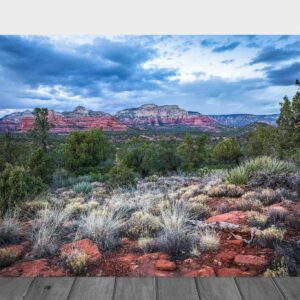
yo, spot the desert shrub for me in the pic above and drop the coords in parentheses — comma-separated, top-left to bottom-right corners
(73, 182, 92, 194)
(198, 229, 220, 252)
(263, 259, 288, 277)
(256, 225, 285, 247)
(275, 241, 300, 276)
(186, 202, 211, 220)
(31, 206, 69, 257)
(248, 212, 268, 228)
(0, 212, 20, 245)
(64, 250, 88, 275)
(257, 189, 283, 205)
(286, 211, 300, 230)
(107, 164, 138, 189)
(64, 129, 112, 175)
(128, 211, 161, 239)
(0, 248, 17, 268)
(218, 203, 231, 214)
(234, 198, 262, 212)
(195, 167, 211, 177)
(206, 184, 244, 197)
(213, 138, 242, 163)
(226, 156, 297, 185)
(0, 164, 46, 214)
(190, 194, 208, 203)
(268, 207, 288, 224)
(79, 209, 124, 252)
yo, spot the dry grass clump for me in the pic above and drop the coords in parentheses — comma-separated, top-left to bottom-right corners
(198, 229, 220, 252)
(256, 225, 285, 247)
(180, 185, 202, 200)
(248, 212, 268, 228)
(263, 260, 288, 277)
(268, 207, 288, 224)
(65, 200, 98, 217)
(21, 199, 49, 219)
(128, 211, 161, 239)
(137, 237, 153, 252)
(241, 188, 283, 206)
(79, 209, 124, 252)
(0, 248, 17, 267)
(190, 194, 208, 203)
(64, 249, 89, 275)
(31, 206, 69, 257)
(155, 202, 194, 259)
(0, 212, 20, 245)
(186, 202, 211, 220)
(206, 184, 244, 198)
(233, 198, 263, 212)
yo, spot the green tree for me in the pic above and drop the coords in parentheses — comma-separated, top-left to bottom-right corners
(246, 124, 279, 157)
(176, 133, 209, 171)
(30, 108, 54, 152)
(28, 147, 55, 184)
(213, 138, 242, 163)
(64, 129, 112, 174)
(107, 164, 138, 188)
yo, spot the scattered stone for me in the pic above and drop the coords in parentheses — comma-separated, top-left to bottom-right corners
(155, 260, 176, 271)
(216, 251, 236, 262)
(217, 268, 256, 277)
(185, 266, 215, 277)
(234, 255, 268, 270)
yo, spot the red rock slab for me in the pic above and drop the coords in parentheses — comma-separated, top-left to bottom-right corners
(59, 239, 101, 265)
(224, 240, 244, 247)
(0, 259, 65, 277)
(217, 268, 256, 277)
(155, 260, 176, 271)
(185, 265, 215, 277)
(234, 255, 268, 270)
(206, 211, 248, 225)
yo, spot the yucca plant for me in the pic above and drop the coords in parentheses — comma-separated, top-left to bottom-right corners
(73, 182, 92, 194)
(226, 156, 297, 185)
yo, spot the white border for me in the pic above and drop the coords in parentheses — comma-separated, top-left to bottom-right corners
(0, 0, 300, 34)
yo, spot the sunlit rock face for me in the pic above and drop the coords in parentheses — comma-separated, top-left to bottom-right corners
(0, 106, 128, 133)
(116, 104, 217, 130)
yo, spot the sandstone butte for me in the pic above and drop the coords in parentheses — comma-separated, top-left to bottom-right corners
(0, 104, 218, 133)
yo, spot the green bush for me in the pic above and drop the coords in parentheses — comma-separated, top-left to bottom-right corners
(0, 164, 46, 214)
(213, 138, 242, 163)
(73, 181, 93, 194)
(108, 164, 138, 188)
(226, 156, 297, 185)
(63, 129, 112, 175)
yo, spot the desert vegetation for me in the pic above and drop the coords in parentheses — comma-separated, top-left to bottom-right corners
(0, 83, 299, 277)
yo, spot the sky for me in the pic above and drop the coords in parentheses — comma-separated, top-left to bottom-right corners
(0, 35, 300, 117)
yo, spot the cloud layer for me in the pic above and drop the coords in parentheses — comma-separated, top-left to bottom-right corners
(0, 35, 299, 117)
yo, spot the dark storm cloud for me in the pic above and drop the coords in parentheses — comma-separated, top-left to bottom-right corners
(265, 62, 300, 86)
(212, 41, 240, 53)
(250, 45, 300, 65)
(0, 36, 176, 98)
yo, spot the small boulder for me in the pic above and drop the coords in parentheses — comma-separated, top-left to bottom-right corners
(216, 251, 236, 262)
(59, 239, 101, 265)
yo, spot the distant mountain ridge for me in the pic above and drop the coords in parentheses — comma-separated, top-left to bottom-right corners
(0, 104, 279, 133)
(209, 114, 279, 127)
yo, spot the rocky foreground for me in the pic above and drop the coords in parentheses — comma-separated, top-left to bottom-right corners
(0, 174, 299, 277)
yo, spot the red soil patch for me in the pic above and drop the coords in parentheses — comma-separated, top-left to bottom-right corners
(206, 211, 248, 225)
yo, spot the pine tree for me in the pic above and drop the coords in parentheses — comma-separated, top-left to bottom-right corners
(30, 108, 54, 152)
